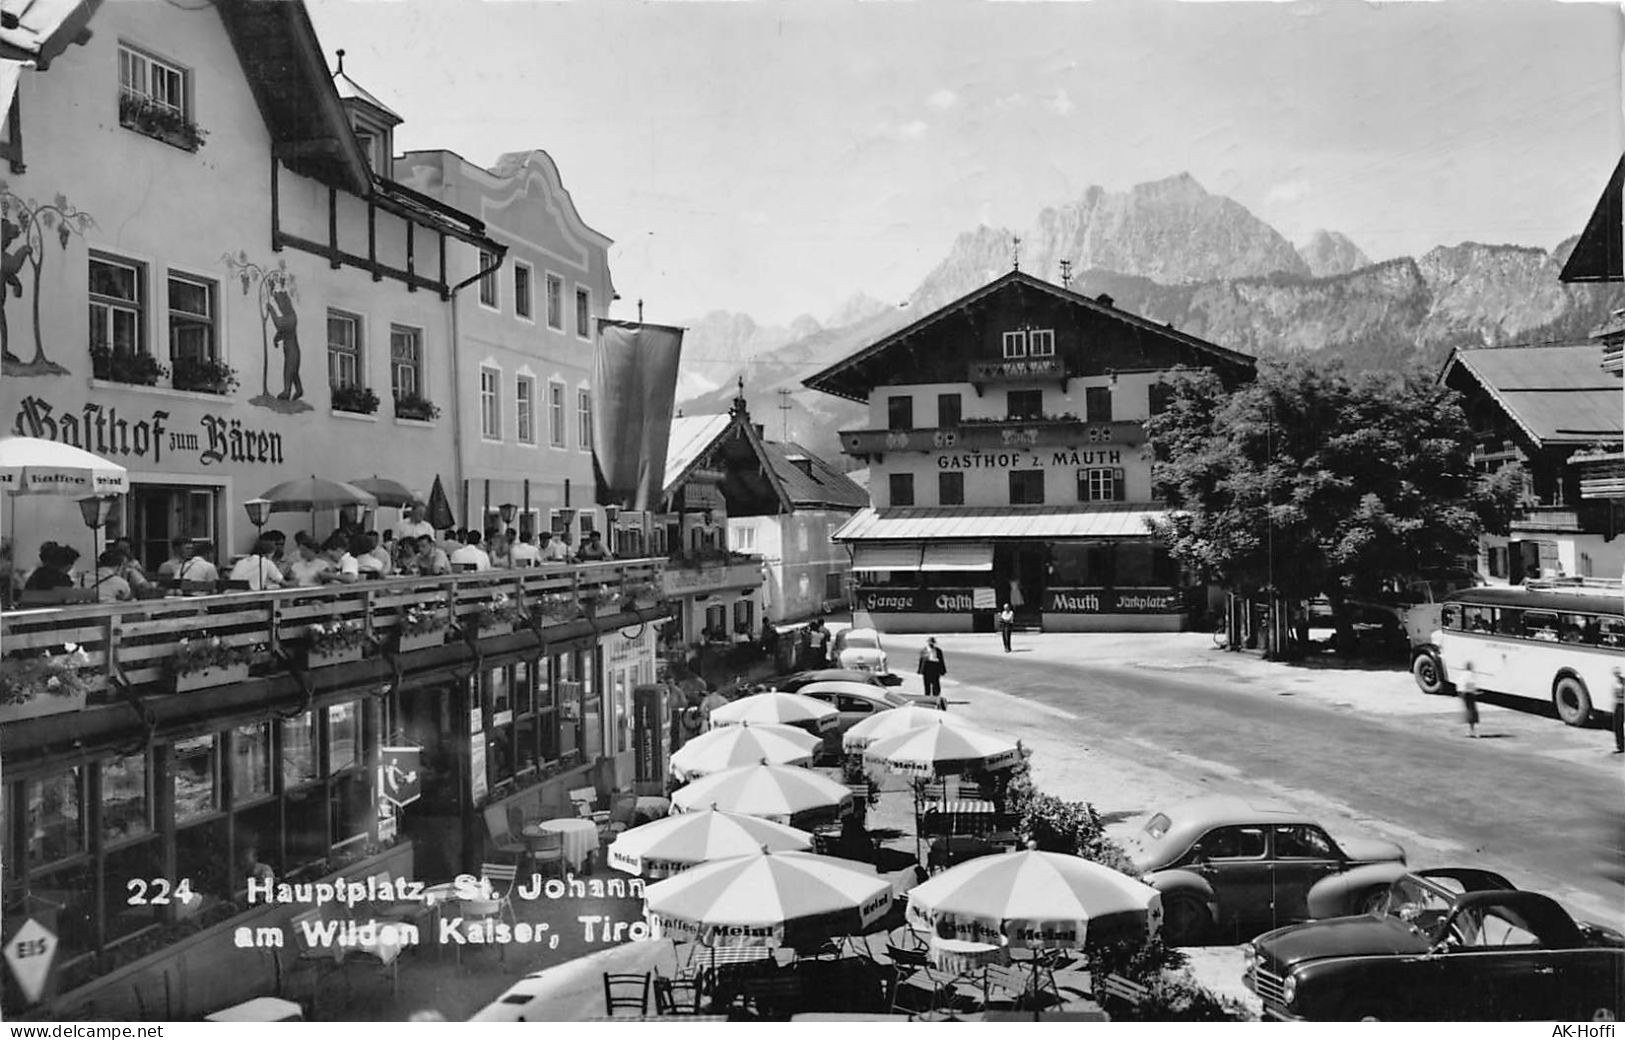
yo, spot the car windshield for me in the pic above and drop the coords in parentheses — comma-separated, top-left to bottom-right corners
(844, 633, 879, 650)
(1380, 875, 1456, 938)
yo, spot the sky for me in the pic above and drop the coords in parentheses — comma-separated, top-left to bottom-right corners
(306, 0, 1623, 328)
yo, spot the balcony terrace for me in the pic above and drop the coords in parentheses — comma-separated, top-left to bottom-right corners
(840, 417, 1145, 457)
(661, 549, 767, 598)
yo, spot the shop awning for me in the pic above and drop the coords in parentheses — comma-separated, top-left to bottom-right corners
(852, 544, 924, 571)
(833, 504, 1167, 542)
(921, 543, 993, 571)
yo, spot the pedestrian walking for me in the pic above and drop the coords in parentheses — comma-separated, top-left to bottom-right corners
(1460, 659, 1480, 738)
(997, 604, 1015, 653)
(808, 619, 829, 667)
(917, 637, 947, 697)
(1612, 667, 1624, 754)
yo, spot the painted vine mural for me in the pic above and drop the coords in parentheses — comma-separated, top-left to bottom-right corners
(0, 184, 95, 377)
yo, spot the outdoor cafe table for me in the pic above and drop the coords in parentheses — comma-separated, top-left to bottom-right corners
(523, 817, 598, 871)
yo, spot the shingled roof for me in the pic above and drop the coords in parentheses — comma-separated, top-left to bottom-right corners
(1443, 345, 1623, 447)
(759, 441, 867, 511)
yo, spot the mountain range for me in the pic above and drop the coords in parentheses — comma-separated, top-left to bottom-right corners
(676, 172, 1622, 463)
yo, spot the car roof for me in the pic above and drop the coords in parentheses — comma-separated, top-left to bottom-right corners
(1148, 796, 1310, 848)
(1450, 890, 1581, 947)
(796, 680, 890, 699)
(1446, 586, 1625, 616)
(1410, 867, 1516, 894)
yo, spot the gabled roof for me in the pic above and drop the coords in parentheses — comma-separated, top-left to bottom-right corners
(759, 441, 867, 511)
(334, 67, 402, 125)
(1442, 345, 1623, 447)
(1561, 155, 1623, 283)
(663, 414, 733, 497)
(804, 268, 1255, 403)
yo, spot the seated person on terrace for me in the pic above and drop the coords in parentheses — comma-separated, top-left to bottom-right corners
(319, 534, 362, 584)
(229, 538, 286, 591)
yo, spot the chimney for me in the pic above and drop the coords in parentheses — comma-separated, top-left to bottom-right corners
(1096, 293, 1114, 308)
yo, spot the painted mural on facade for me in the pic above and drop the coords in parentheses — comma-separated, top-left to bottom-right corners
(222, 251, 311, 413)
(0, 185, 94, 377)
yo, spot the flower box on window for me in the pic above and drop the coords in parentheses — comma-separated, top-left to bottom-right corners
(90, 346, 167, 386)
(474, 592, 526, 636)
(395, 629, 445, 653)
(396, 604, 449, 653)
(394, 394, 441, 422)
(301, 619, 367, 668)
(331, 384, 381, 415)
(118, 93, 208, 152)
(170, 355, 239, 396)
(173, 662, 250, 693)
(0, 646, 93, 723)
(168, 636, 255, 693)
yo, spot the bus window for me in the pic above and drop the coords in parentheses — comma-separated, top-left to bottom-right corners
(1463, 606, 1496, 634)
(1600, 617, 1625, 649)
(1522, 611, 1560, 642)
(1559, 614, 1591, 645)
(1440, 604, 1460, 631)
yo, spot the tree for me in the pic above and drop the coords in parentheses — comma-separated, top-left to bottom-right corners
(0, 186, 94, 375)
(1147, 356, 1501, 655)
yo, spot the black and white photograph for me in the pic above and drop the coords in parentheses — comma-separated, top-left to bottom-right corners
(0, 0, 1621, 1024)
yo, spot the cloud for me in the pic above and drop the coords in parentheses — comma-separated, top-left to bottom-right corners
(1047, 89, 1074, 116)
(1265, 178, 1311, 206)
(899, 120, 929, 139)
(994, 92, 1028, 111)
(927, 88, 958, 111)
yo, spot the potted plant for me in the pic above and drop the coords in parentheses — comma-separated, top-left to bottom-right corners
(538, 592, 581, 626)
(90, 345, 167, 386)
(301, 618, 367, 668)
(396, 603, 449, 653)
(393, 394, 441, 421)
(118, 92, 209, 151)
(591, 584, 624, 617)
(0, 644, 94, 723)
(168, 635, 254, 693)
(170, 355, 240, 396)
(473, 592, 525, 636)
(330, 384, 381, 415)
(626, 580, 661, 610)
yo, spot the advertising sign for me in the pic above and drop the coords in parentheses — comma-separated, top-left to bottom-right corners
(856, 588, 977, 613)
(633, 684, 665, 783)
(379, 746, 423, 808)
(1043, 588, 1184, 614)
(3, 918, 57, 1005)
(470, 738, 488, 802)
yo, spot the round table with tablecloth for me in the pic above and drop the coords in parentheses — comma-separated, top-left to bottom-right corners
(525, 817, 599, 871)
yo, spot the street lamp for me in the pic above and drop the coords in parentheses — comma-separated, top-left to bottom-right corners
(244, 498, 272, 544)
(499, 502, 517, 532)
(78, 495, 116, 586)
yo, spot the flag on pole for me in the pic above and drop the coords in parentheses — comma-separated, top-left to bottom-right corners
(591, 319, 685, 511)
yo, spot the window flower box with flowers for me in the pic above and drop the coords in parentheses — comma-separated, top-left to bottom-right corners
(0, 644, 96, 723)
(301, 619, 367, 669)
(331, 384, 381, 416)
(626, 580, 662, 610)
(168, 636, 255, 693)
(473, 592, 526, 636)
(118, 93, 209, 152)
(588, 585, 624, 617)
(395, 604, 449, 653)
(170, 355, 239, 396)
(394, 394, 441, 422)
(90, 346, 167, 387)
(538, 592, 581, 626)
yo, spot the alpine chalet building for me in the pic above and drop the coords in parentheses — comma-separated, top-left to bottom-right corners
(804, 269, 1254, 633)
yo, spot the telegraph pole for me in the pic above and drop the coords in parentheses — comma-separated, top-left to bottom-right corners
(776, 388, 792, 441)
(1059, 259, 1074, 289)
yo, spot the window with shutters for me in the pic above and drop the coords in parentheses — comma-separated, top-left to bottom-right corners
(1009, 470, 1045, 505)
(889, 473, 915, 507)
(887, 396, 914, 430)
(937, 393, 961, 428)
(1079, 467, 1125, 502)
(1086, 386, 1113, 423)
(1148, 381, 1174, 417)
(1007, 389, 1043, 420)
(938, 471, 964, 506)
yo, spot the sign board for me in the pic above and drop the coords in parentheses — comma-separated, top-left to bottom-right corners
(1043, 588, 1184, 614)
(972, 587, 997, 610)
(379, 746, 422, 808)
(856, 588, 977, 613)
(4, 917, 57, 1005)
(633, 684, 665, 783)
(470, 738, 488, 803)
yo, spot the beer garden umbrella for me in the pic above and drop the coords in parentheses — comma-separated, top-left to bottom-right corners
(708, 691, 838, 734)
(256, 475, 377, 535)
(861, 719, 1021, 779)
(669, 762, 852, 828)
(425, 475, 456, 531)
(643, 850, 893, 950)
(669, 722, 823, 782)
(842, 704, 975, 752)
(347, 476, 418, 509)
(0, 436, 129, 497)
(607, 809, 814, 878)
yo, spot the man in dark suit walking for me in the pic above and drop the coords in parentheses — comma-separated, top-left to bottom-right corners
(917, 637, 947, 697)
(997, 604, 1015, 653)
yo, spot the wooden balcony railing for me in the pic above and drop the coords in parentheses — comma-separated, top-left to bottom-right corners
(0, 558, 666, 702)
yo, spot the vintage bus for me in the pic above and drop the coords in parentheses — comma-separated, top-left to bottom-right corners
(1410, 586, 1625, 726)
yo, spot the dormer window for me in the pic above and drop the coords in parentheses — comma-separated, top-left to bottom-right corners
(352, 126, 389, 174)
(332, 51, 401, 177)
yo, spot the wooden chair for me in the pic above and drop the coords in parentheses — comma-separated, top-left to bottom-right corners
(482, 804, 529, 860)
(456, 896, 507, 966)
(569, 785, 610, 828)
(480, 861, 521, 929)
(526, 830, 568, 879)
(886, 944, 950, 1015)
(984, 963, 1031, 1009)
(652, 975, 704, 1016)
(603, 972, 652, 1017)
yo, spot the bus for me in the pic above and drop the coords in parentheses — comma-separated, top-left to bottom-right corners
(1410, 587, 1625, 726)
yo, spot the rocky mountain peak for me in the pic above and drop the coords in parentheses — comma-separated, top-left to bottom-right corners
(1297, 229, 1371, 278)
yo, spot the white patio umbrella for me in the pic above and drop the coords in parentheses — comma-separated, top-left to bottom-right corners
(861, 718, 1021, 778)
(607, 809, 814, 878)
(670, 762, 853, 827)
(643, 850, 893, 949)
(670, 722, 823, 781)
(842, 703, 975, 752)
(905, 849, 1162, 951)
(708, 691, 839, 734)
(0, 435, 129, 496)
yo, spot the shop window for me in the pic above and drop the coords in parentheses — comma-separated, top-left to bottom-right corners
(102, 752, 151, 844)
(232, 721, 273, 804)
(328, 702, 359, 774)
(283, 710, 319, 788)
(890, 473, 915, 507)
(1114, 542, 1159, 585)
(173, 734, 219, 824)
(332, 770, 372, 851)
(102, 841, 160, 944)
(937, 393, 962, 428)
(887, 395, 914, 430)
(175, 817, 229, 903)
(1007, 389, 1043, 420)
(1009, 469, 1045, 505)
(26, 767, 85, 866)
(938, 471, 964, 506)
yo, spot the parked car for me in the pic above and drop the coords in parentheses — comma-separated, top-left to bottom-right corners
(774, 669, 887, 693)
(1122, 796, 1406, 944)
(795, 680, 946, 738)
(1244, 879, 1625, 1021)
(1310, 865, 1514, 919)
(831, 627, 889, 675)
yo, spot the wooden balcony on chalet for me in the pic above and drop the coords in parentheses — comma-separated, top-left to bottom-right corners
(0, 559, 668, 744)
(840, 417, 1145, 457)
(660, 550, 767, 598)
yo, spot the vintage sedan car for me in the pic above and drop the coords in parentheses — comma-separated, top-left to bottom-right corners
(1122, 796, 1406, 944)
(795, 680, 946, 736)
(774, 669, 888, 694)
(831, 627, 889, 675)
(1244, 880, 1625, 1020)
